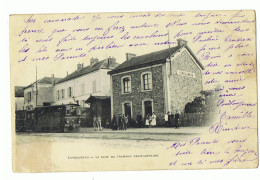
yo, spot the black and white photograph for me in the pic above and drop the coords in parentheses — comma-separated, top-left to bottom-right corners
(7, 7, 258, 174)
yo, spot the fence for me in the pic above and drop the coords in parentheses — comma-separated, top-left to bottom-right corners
(179, 112, 216, 127)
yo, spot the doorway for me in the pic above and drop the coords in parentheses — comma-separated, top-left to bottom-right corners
(123, 102, 132, 119)
(143, 100, 153, 117)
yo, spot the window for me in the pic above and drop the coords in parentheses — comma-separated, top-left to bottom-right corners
(141, 72, 152, 91)
(67, 87, 72, 98)
(56, 90, 60, 100)
(92, 80, 96, 93)
(121, 76, 131, 94)
(27, 92, 32, 102)
(81, 83, 85, 95)
(61, 89, 65, 99)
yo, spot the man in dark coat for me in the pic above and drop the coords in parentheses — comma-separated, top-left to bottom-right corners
(112, 115, 118, 130)
(136, 112, 143, 128)
(169, 113, 174, 127)
(118, 114, 123, 130)
(175, 111, 180, 128)
(122, 114, 128, 130)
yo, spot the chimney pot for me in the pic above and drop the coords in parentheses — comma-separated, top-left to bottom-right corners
(177, 39, 188, 47)
(77, 63, 83, 70)
(90, 57, 99, 65)
(126, 53, 136, 61)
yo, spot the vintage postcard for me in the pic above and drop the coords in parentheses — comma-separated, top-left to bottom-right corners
(10, 10, 257, 172)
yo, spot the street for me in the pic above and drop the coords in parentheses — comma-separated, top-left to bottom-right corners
(16, 127, 209, 148)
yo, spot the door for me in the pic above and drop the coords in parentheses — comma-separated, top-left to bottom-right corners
(124, 103, 132, 119)
(144, 100, 153, 117)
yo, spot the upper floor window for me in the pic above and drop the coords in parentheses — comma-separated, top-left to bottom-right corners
(81, 83, 85, 95)
(61, 89, 65, 99)
(56, 90, 60, 100)
(92, 80, 96, 93)
(122, 76, 131, 94)
(27, 91, 32, 102)
(67, 87, 72, 98)
(141, 72, 152, 91)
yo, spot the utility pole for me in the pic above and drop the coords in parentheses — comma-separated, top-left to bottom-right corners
(168, 29, 172, 76)
(35, 66, 38, 107)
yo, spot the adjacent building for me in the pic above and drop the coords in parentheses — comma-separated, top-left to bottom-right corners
(54, 57, 119, 124)
(15, 86, 25, 111)
(108, 39, 205, 124)
(23, 76, 62, 110)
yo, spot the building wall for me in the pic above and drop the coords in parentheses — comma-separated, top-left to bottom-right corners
(37, 86, 54, 105)
(168, 48, 203, 112)
(24, 84, 54, 110)
(111, 65, 165, 122)
(54, 69, 110, 106)
(15, 97, 24, 111)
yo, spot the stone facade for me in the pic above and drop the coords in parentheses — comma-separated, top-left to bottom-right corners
(168, 49, 203, 112)
(110, 43, 204, 125)
(111, 65, 165, 123)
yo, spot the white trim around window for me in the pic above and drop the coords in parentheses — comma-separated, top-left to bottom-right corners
(141, 71, 153, 92)
(121, 75, 132, 94)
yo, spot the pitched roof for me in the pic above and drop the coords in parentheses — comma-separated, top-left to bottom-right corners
(15, 86, 25, 97)
(108, 45, 205, 75)
(24, 77, 62, 89)
(108, 46, 180, 75)
(56, 59, 119, 84)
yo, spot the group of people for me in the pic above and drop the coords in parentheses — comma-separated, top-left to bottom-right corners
(144, 112, 157, 128)
(164, 111, 180, 128)
(137, 111, 181, 128)
(111, 114, 129, 130)
(93, 110, 181, 131)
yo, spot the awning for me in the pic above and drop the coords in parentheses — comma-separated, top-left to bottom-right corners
(85, 95, 110, 103)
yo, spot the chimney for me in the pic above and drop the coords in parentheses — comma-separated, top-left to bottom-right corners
(177, 39, 188, 47)
(126, 53, 136, 61)
(51, 74, 55, 84)
(77, 63, 83, 70)
(108, 56, 116, 67)
(90, 57, 99, 65)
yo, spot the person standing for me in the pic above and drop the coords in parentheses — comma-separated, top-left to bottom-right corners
(136, 112, 142, 128)
(112, 115, 117, 130)
(119, 114, 123, 130)
(164, 112, 169, 127)
(123, 114, 128, 130)
(97, 115, 102, 130)
(175, 111, 180, 128)
(93, 115, 97, 131)
(149, 114, 153, 128)
(169, 113, 174, 127)
(145, 114, 150, 128)
(151, 112, 157, 127)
